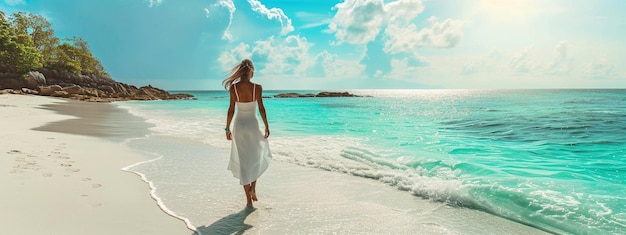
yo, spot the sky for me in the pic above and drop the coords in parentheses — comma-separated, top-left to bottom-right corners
(1, 0, 625, 90)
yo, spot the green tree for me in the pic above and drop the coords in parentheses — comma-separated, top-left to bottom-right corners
(66, 36, 109, 77)
(50, 42, 82, 74)
(1, 10, 108, 76)
(1, 11, 14, 69)
(0, 11, 42, 73)
(9, 12, 58, 67)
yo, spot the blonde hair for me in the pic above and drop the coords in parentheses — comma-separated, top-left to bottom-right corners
(222, 59, 255, 90)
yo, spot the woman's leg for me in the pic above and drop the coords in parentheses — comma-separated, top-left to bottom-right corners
(243, 184, 253, 208)
(250, 181, 257, 201)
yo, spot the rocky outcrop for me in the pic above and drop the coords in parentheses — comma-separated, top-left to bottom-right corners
(0, 68, 194, 102)
(274, 91, 360, 98)
(274, 92, 315, 98)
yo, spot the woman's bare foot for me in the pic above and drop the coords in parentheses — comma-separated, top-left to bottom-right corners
(244, 184, 254, 207)
(249, 190, 258, 202)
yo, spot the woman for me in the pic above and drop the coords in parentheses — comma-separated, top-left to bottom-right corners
(223, 59, 271, 208)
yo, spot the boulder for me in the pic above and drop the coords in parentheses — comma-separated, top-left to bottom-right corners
(51, 90, 70, 98)
(23, 71, 46, 89)
(274, 91, 359, 98)
(38, 85, 63, 96)
(21, 88, 39, 95)
(63, 85, 84, 95)
(316, 91, 356, 97)
(274, 93, 303, 98)
(0, 89, 16, 94)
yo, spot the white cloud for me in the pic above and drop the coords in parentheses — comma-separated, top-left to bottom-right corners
(509, 46, 535, 74)
(384, 0, 424, 24)
(296, 12, 331, 29)
(385, 58, 421, 79)
(246, 0, 294, 35)
(546, 40, 574, 75)
(384, 16, 463, 55)
(311, 50, 365, 79)
(252, 35, 312, 75)
(585, 58, 616, 79)
(327, 0, 462, 54)
(218, 35, 364, 80)
(214, 0, 236, 40)
(218, 42, 252, 71)
(207, 0, 292, 40)
(5, 0, 25, 6)
(327, 0, 387, 44)
(146, 0, 163, 7)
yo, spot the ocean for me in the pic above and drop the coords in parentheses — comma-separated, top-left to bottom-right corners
(116, 89, 625, 235)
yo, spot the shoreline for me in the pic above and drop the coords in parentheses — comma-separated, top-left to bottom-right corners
(0, 94, 191, 234)
(1, 93, 554, 234)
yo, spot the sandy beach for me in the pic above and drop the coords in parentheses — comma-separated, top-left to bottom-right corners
(0, 94, 190, 234)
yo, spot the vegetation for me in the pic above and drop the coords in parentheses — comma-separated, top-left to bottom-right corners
(0, 10, 109, 77)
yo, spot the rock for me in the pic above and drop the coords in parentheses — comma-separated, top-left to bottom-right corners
(51, 90, 70, 98)
(274, 93, 304, 98)
(274, 91, 359, 98)
(0, 89, 15, 94)
(98, 85, 115, 94)
(62, 85, 84, 95)
(1, 68, 194, 102)
(21, 88, 39, 95)
(316, 91, 356, 97)
(39, 85, 63, 96)
(23, 71, 46, 89)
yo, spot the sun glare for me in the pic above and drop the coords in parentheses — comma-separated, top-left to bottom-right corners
(476, 0, 538, 21)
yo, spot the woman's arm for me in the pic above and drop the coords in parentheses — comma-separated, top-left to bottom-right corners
(225, 85, 236, 140)
(256, 84, 270, 138)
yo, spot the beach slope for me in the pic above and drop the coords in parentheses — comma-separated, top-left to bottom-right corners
(0, 94, 190, 234)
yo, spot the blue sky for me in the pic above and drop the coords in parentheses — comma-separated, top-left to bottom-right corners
(1, 0, 625, 90)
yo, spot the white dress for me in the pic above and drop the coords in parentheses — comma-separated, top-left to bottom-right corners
(228, 84, 272, 185)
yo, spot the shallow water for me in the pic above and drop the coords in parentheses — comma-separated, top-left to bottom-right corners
(118, 89, 626, 234)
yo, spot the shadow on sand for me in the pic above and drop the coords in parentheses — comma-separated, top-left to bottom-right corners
(193, 207, 256, 235)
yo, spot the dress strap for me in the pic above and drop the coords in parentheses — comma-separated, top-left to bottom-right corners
(233, 84, 240, 102)
(253, 83, 256, 101)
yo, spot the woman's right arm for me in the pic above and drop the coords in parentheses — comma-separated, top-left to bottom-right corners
(225, 86, 236, 140)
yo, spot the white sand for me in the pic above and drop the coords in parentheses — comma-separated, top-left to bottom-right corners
(0, 94, 190, 235)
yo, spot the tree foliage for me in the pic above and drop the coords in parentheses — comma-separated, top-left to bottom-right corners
(0, 11, 42, 73)
(9, 12, 59, 67)
(0, 10, 108, 77)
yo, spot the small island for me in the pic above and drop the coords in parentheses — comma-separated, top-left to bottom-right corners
(274, 91, 360, 98)
(0, 11, 193, 102)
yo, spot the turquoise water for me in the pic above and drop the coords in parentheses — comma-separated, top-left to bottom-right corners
(118, 89, 626, 234)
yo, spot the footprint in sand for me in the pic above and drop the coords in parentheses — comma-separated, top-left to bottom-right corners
(91, 183, 102, 188)
(82, 178, 92, 181)
(65, 168, 80, 173)
(7, 150, 21, 154)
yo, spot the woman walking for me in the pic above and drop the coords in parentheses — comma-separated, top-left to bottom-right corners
(223, 59, 271, 208)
